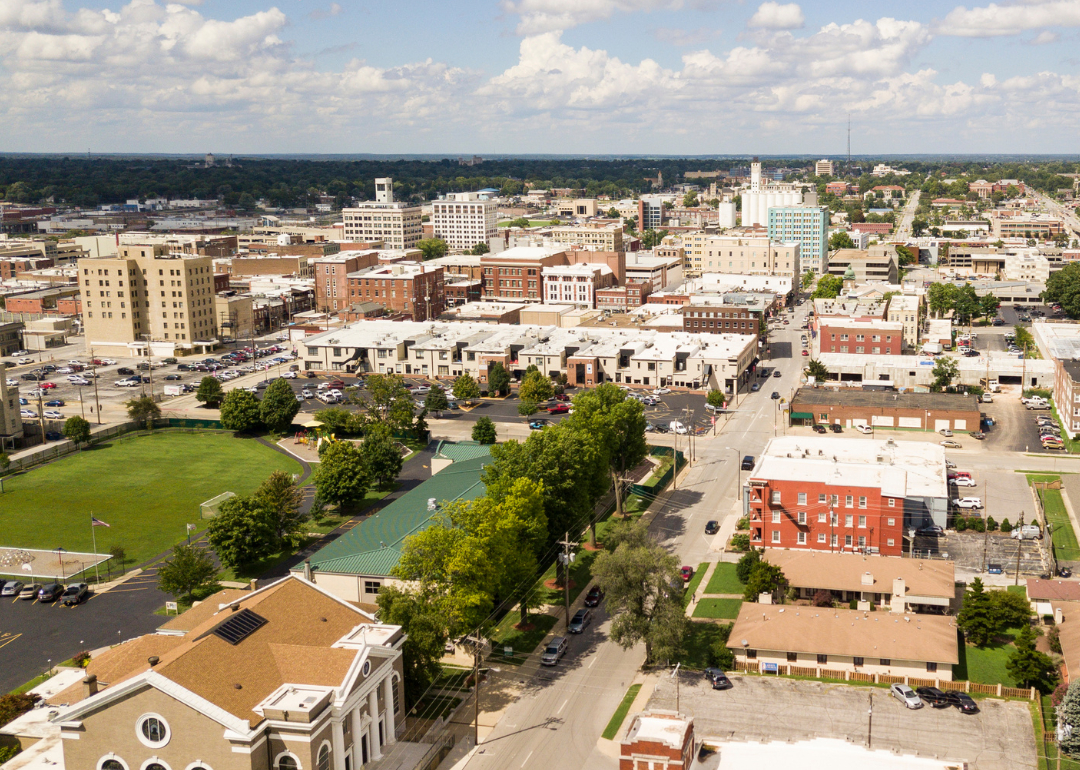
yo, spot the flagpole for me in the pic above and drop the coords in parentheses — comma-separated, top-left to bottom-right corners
(91, 511, 100, 585)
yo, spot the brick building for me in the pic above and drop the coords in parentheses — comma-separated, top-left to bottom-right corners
(0, 256, 53, 279)
(789, 388, 981, 433)
(620, 711, 694, 770)
(817, 319, 904, 355)
(345, 262, 445, 321)
(5, 287, 80, 314)
(313, 251, 383, 312)
(850, 222, 893, 236)
(444, 277, 483, 307)
(596, 280, 653, 311)
(744, 436, 950, 556)
(681, 304, 759, 335)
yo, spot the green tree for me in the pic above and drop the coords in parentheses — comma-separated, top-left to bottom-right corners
(519, 370, 554, 404)
(156, 544, 218, 601)
(125, 395, 161, 426)
(988, 588, 1032, 631)
(363, 373, 414, 432)
(930, 357, 959, 392)
(592, 521, 686, 664)
(706, 389, 726, 409)
(742, 561, 787, 602)
(254, 470, 307, 546)
(108, 544, 127, 573)
(829, 231, 855, 250)
(805, 359, 830, 381)
(487, 362, 511, 396)
(1059, 682, 1080, 755)
(735, 548, 762, 584)
(207, 495, 278, 571)
(952, 285, 980, 325)
(452, 372, 481, 402)
(314, 406, 356, 435)
(812, 275, 844, 299)
(641, 228, 669, 249)
(312, 440, 371, 511)
(375, 586, 449, 708)
(801, 271, 816, 289)
(195, 376, 225, 407)
(260, 378, 301, 432)
(895, 244, 917, 266)
(365, 422, 404, 489)
(219, 389, 263, 432)
(472, 416, 497, 444)
(517, 400, 538, 417)
(424, 385, 449, 415)
(1006, 625, 1058, 693)
(416, 238, 449, 261)
(1045, 263, 1080, 317)
(957, 577, 996, 647)
(62, 415, 91, 448)
(927, 282, 958, 318)
(469, 242, 490, 255)
(0, 693, 41, 731)
(1014, 325, 1036, 353)
(682, 191, 698, 207)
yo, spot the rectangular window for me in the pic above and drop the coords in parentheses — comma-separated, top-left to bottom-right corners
(798, 492, 807, 505)
(817, 654, 828, 664)
(746, 649, 757, 660)
(845, 495, 853, 508)
(818, 494, 827, 504)
(859, 516, 866, 528)
(364, 581, 381, 595)
(887, 538, 895, 547)
(845, 515, 853, 527)
(831, 495, 838, 506)
(797, 511, 806, 524)
(772, 511, 781, 523)
(771, 491, 781, 504)
(831, 534, 838, 547)
(772, 530, 780, 543)
(888, 498, 896, 507)
(887, 518, 895, 527)
(797, 532, 806, 544)
(858, 536, 866, 547)
(926, 662, 938, 673)
(853, 656, 864, 667)
(845, 535, 853, 546)
(818, 512, 826, 523)
(817, 533, 826, 543)
(859, 497, 867, 509)
(787, 652, 798, 662)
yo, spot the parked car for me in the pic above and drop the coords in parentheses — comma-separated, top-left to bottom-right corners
(1012, 524, 1043, 540)
(669, 421, 688, 434)
(953, 497, 983, 509)
(856, 424, 873, 434)
(281, 371, 298, 379)
(61, 583, 89, 606)
(20, 409, 37, 419)
(829, 424, 842, 433)
(653, 387, 672, 395)
(915, 687, 953, 708)
(970, 431, 986, 440)
(951, 692, 979, 713)
(704, 668, 732, 690)
(741, 455, 754, 471)
(705, 520, 720, 535)
(751, 383, 761, 392)
(547, 404, 570, 414)
(568, 608, 592, 634)
(773, 370, 782, 378)
(939, 428, 953, 437)
(0, 580, 24, 597)
(812, 424, 827, 433)
(540, 636, 568, 666)
(890, 684, 924, 709)
(680, 566, 694, 582)
(43, 410, 63, 419)
(770, 391, 780, 399)
(528, 420, 548, 430)
(1027, 402, 1051, 411)
(45, 431, 63, 441)
(584, 585, 604, 607)
(18, 583, 42, 600)
(916, 524, 944, 537)
(952, 477, 977, 487)
(940, 439, 962, 448)
(37, 582, 64, 602)
(70, 377, 91, 386)
(980, 394, 994, 403)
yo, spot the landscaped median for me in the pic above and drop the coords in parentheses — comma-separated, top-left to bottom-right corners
(1027, 474, 1080, 562)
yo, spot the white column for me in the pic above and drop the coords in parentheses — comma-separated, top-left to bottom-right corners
(351, 708, 364, 763)
(368, 689, 382, 760)
(331, 718, 347, 770)
(382, 676, 396, 745)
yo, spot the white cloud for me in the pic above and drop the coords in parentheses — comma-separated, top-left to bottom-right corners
(746, 1, 804, 30)
(503, 0, 683, 35)
(1029, 29, 1060, 43)
(309, 3, 342, 21)
(938, 0, 1080, 37)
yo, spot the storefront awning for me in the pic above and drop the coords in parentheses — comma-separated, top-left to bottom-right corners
(790, 412, 814, 419)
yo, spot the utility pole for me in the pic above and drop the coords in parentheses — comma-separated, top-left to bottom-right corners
(671, 663, 681, 714)
(1015, 511, 1025, 586)
(472, 638, 480, 748)
(672, 424, 679, 491)
(90, 348, 102, 424)
(557, 532, 576, 631)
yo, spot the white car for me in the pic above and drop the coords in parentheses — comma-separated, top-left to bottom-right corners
(70, 377, 91, 386)
(653, 387, 672, 395)
(4, 378, 17, 387)
(855, 424, 873, 434)
(114, 378, 140, 387)
(20, 409, 37, 419)
(100, 358, 118, 365)
(56, 366, 74, 374)
(953, 497, 983, 509)
(301, 389, 314, 399)
(17, 357, 32, 365)
(669, 421, 688, 434)
(940, 439, 962, 449)
(939, 428, 953, 437)
(952, 477, 977, 487)
(43, 410, 63, 419)
(26, 388, 46, 398)
(281, 371, 298, 379)
(890, 684, 923, 710)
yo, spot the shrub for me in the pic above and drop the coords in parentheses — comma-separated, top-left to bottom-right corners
(969, 517, 986, 533)
(736, 516, 749, 531)
(813, 589, 833, 607)
(1050, 625, 1063, 654)
(1001, 518, 1013, 533)
(707, 623, 734, 670)
(730, 534, 750, 552)
(986, 515, 998, 532)
(1053, 681, 1070, 707)
(735, 548, 761, 582)
(848, 598, 858, 610)
(955, 517, 968, 532)
(72, 651, 91, 668)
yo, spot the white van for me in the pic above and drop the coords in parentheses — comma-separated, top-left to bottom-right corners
(1012, 525, 1042, 540)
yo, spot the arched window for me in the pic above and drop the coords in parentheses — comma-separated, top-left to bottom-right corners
(276, 756, 298, 770)
(316, 745, 330, 770)
(136, 715, 170, 749)
(100, 759, 126, 770)
(146, 764, 167, 770)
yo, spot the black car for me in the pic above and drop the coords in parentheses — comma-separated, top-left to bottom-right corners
(38, 582, 64, 602)
(770, 392, 780, 399)
(651, 422, 670, 434)
(177, 363, 193, 371)
(813, 424, 827, 433)
(61, 583, 89, 606)
(830, 424, 842, 433)
(584, 585, 604, 607)
(136, 362, 151, 370)
(916, 524, 945, 537)
(915, 686, 952, 708)
(45, 431, 62, 441)
(704, 667, 732, 690)
(117, 367, 135, 376)
(21, 372, 44, 381)
(741, 455, 754, 471)
(952, 692, 979, 714)
(705, 520, 720, 535)
(164, 374, 182, 381)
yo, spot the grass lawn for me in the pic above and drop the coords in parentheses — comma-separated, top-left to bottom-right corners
(0, 433, 300, 574)
(692, 598, 743, 620)
(602, 684, 642, 740)
(676, 621, 731, 671)
(433, 667, 472, 692)
(1008, 585, 1027, 599)
(1041, 487, 1080, 561)
(954, 628, 1023, 687)
(489, 612, 558, 666)
(682, 563, 708, 609)
(704, 563, 745, 595)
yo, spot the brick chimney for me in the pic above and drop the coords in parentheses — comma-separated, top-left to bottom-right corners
(83, 675, 98, 698)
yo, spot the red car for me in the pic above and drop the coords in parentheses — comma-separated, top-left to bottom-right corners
(547, 403, 570, 414)
(801, 350, 809, 356)
(555, 393, 570, 401)
(680, 566, 694, 582)
(41, 381, 57, 389)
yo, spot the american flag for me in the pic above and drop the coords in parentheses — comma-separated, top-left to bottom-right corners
(91, 516, 110, 528)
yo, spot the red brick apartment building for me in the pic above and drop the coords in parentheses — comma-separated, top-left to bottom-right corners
(313, 251, 382, 311)
(346, 262, 445, 321)
(620, 711, 694, 770)
(817, 320, 904, 355)
(682, 305, 759, 335)
(744, 437, 950, 557)
(596, 280, 652, 311)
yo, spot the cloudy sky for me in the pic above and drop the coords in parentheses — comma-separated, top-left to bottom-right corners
(2, 0, 1079, 154)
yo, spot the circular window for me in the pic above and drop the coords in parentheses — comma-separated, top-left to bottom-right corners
(136, 714, 170, 749)
(361, 660, 371, 676)
(139, 760, 172, 770)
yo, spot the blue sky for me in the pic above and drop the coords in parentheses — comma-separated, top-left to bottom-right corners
(2, 0, 1080, 154)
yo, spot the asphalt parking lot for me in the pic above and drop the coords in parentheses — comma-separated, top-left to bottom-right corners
(648, 672, 1036, 770)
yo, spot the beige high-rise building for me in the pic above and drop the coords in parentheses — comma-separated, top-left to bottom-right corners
(341, 178, 424, 249)
(79, 245, 218, 355)
(432, 192, 497, 251)
(815, 159, 835, 176)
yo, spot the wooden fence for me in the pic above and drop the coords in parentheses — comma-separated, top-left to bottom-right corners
(732, 660, 1036, 700)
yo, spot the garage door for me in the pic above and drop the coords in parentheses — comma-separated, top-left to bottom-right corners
(954, 419, 967, 430)
(899, 417, 921, 428)
(935, 419, 950, 431)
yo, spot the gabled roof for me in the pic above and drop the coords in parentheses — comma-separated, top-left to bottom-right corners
(764, 551, 955, 599)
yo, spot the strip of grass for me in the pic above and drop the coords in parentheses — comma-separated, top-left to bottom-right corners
(412, 695, 461, 720)
(960, 627, 1025, 688)
(704, 563, 745, 595)
(682, 563, 708, 609)
(0, 433, 300, 569)
(1008, 585, 1027, 599)
(489, 612, 557, 666)
(602, 684, 642, 740)
(433, 667, 471, 692)
(692, 598, 743, 620)
(1041, 487, 1080, 561)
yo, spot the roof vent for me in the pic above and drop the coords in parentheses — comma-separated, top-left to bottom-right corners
(148, 656, 159, 667)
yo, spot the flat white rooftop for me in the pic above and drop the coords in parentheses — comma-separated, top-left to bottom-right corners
(715, 738, 955, 770)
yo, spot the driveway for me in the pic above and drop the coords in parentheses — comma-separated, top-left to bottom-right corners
(647, 673, 1035, 770)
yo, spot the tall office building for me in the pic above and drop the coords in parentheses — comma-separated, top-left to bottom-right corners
(79, 245, 218, 355)
(341, 178, 424, 250)
(431, 192, 497, 251)
(767, 206, 830, 274)
(815, 159, 835, 176)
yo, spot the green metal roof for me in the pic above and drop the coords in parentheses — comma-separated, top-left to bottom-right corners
(303, 455, 488, 578)
(433, 440, 493, 464)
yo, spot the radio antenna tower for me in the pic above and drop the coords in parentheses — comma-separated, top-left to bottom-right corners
(846, 115, 851, 164)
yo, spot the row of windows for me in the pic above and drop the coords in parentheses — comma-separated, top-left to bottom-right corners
(774, 491, 897, 508)
(741, 650, 935, 672)
(764, 530, 895, 548)
(829, 333, 894, 343)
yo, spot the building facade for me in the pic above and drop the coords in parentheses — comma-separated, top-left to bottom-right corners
(341, 178, 424, 249)
(817, 320, 904, 355)
(814, 159, 834, 176)
(767, 206, 829, 274)
(313, 251, 383, 312)
(346, 262, 445, 321)
(546, 224, 623, 251)
(826, 246, 899, 284)
(680, 234, 800, 278)
(432, 193, 497, 251)
(541, 263, 616, 308)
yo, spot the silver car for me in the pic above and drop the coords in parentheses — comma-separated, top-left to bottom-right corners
(1, 580, 24, 597)
(890, 684, 924, 709)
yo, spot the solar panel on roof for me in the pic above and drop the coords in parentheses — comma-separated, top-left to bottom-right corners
(212, 608, 268, 645)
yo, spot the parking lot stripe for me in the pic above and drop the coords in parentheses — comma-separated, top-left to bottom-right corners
(0, 633, 22, 650)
